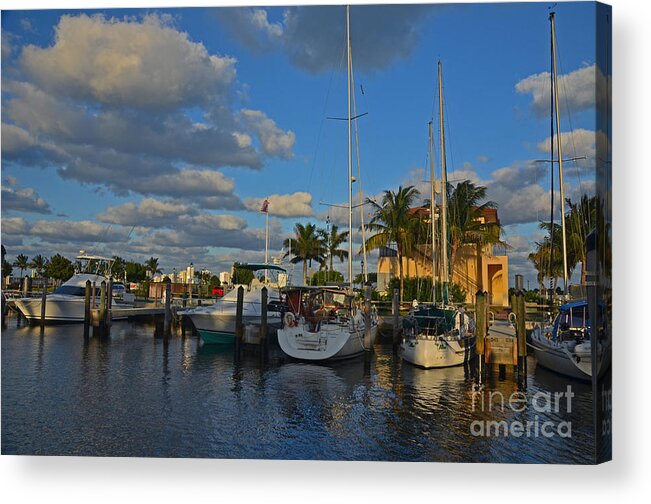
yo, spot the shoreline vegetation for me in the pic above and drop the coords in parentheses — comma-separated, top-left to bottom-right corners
(3, 181, 598, 307)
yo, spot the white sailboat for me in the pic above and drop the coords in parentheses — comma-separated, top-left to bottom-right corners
(400, 61, 476, 369)
(14, 254, 124, 323)
(529, 11, 592, 381)
(277, 5, 378, 361)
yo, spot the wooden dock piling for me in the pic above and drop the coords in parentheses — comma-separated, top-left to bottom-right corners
(39, 276, 48, 329)
(84, 280, 91, 338)
(22, 275, 32, 298)
(99, 280, 106, 334)
(108, 277, 113, 310)
(392, 288, 400, 350)
(259, 286, 268, 364)
(234, 286, 244, 361)
(475, 290, 486, 377)
(363, 285, 372, 350)
(515, 290, 527, 385)
(164, 278, 172, 336)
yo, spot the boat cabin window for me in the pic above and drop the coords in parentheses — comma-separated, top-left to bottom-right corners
(54, 285, 101, 297)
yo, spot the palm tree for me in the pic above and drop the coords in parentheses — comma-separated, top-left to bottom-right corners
(365, 185, 421, 302)
(111, 256, 128, 282)
(528, 246, 549, 292)
(529, 222, 567, 292)
(144, 257, 162, 278)
(446, 181, 506, 292)
(283, 223, 326, 285)
(318, 224, 349, 273)
(13, 254, 29, 278)
(29, 255, 48, 278)
(565, 195, 597, 284)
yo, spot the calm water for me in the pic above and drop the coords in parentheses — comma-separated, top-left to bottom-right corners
(1, 315, 594, 463)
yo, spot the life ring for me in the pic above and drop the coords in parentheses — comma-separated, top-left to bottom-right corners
(284, 312, 297, 328)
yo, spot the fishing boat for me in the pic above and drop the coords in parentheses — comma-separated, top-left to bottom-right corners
(182, 263, 286, 345)
(528, 12, 593, 381)
(400, 61, 476, 369)
(14, 254, 122, 323)
(277, 5, 378, 361)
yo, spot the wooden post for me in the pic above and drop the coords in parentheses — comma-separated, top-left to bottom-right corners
(234, 286, 244, 361)
(108, 277, 113, 309)
(84, 280, 91, 338)
(91, 281, 96, 309)
(259, 286, 268, 365)
(392, 288, 400, 350)
(39, 276, 48, 329)
(364, 285, 372, 350)
(22, 275, 31, 298)
(516, 290, 527, 384)
(99, 280, 106, 334)
(475, 290, 486, 377)
(164, 278, 172, 336)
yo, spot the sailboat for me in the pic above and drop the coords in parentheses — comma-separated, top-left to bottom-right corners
(276, 5, 378, 361)
(400, 61, 476, 369)
(529, 11, 592, 381)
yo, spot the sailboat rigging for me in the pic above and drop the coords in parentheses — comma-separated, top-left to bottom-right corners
(276, 5, 378, 361)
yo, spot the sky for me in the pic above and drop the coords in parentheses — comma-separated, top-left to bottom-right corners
(1, 1, 605, 287)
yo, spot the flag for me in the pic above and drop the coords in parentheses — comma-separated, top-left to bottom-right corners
(260, 199, 269, 213)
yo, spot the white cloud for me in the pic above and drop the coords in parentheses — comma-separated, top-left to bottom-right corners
(132, 169, 236, 198)
(1, 122, 37, 154)
(1, 32, 14, 61)
(536, 128, 609, 176)
(1, 185, 51, 214)
(239, 109, 296, 159)
(98, 198, 196, 227)
(21, 14, 236, 110)
(1, 216, 30, 235)
(516, 64, 606, 117)
(178, 213, 248, 233)
(2, 13, 296, 199)
(244, 192, 314, 217)
(29, 219, 130, 243)
(217, 5, 435, 73)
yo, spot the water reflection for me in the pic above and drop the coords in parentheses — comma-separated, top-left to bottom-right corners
(1, 316, 594, 462)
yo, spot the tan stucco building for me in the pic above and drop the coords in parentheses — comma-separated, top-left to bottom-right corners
(376, 207, 509, 307)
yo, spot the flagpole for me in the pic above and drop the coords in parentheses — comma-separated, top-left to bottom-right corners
(265, 210, 269, 266)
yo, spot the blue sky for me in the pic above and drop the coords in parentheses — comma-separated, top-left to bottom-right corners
(1, 2, 604, 286)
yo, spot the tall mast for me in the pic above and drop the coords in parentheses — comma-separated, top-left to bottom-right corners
(438, 60, 450, 304)
(550, 11, 569, 294)
(346, 4, 353, 288)
(429, 121, 437, 304)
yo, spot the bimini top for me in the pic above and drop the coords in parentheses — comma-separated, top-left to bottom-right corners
(236, 263, 286, 272)
(282, 285, 354, 296)
(560, 299, 588, 311)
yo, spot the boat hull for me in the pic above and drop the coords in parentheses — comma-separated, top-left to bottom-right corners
(531, 342, 591, 381)
(15, 296, 87, 323)
(188, 312, 282, 345)
(401, 337, 476, 369)
(14, 296, 129, 324)
(277, 322, 378, 361)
